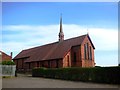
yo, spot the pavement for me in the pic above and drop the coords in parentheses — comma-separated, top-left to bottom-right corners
(2, 74, 120, 88)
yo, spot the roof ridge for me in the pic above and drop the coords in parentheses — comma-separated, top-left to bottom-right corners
(64, 34, 87, 42)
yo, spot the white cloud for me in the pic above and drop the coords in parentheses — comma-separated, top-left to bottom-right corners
(2, 24, 118, 58)
(64, 25, 118, 51)
(89, 28, 118, 51)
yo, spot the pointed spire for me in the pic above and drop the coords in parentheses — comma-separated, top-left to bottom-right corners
(60, 13, 63, 33)
(59, 14, 64, 42)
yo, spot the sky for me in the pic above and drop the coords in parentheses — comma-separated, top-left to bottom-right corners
(2, 2, 118, 66)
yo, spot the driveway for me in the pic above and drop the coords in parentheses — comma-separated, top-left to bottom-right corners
(2, 74, 120, 88)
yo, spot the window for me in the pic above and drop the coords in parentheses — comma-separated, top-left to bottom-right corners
(73, 52, 76, 62)
(84, 44, 87, 59)
(89, 46, 92, 60)
(84, 43, 90, 60)
(67, 55, 69, 66)
(87, 43, 89, 59)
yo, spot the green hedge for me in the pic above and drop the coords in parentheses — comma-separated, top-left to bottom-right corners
(0, 61, 15, 65)
(32, 67, 120, 84)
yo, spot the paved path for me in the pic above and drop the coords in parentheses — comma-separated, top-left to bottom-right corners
(2, 74, 120, 88)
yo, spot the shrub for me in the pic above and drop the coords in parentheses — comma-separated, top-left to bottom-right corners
(90, 67, 120, 84)
(1, 61, 15, 65)
(32, 67, 46, 77)
(32, 66, 120, 84)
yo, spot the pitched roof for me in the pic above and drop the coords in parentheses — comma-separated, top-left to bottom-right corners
(13, 34, 95, 62)
(0, 51, 11, 57)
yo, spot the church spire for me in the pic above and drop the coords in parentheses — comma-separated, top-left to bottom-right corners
(59, 14, 64, 42)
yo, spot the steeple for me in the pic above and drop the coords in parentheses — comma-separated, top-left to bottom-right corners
(59, 14, 64, 42)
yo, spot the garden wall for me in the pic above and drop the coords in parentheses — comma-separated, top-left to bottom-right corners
(0, 65, 16, 76)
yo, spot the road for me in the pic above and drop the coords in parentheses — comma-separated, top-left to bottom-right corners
(2, 74, 120, 88)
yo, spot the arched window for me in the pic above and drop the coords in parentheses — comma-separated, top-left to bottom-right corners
(87, 43, 89, 60)
(84, 44, 87, 59)
(67, 55, 69, 66)
(89, 46, 92, 60)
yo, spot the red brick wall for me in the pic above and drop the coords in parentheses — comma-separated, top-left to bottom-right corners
(50, 60, 56, 68)
(21, 59, 63, 69)
(24, 63, 29, 69)
(63, 51, 71, 67)
(81, 35, 95, 67)
(63, 45, 83, 68)
(14, 59, 27, 70)
(58, 59, 63, 67)
(44, 61, 49, 67)
(71, 45, 82, 67)
(63, 35, 95, 68)
(17, 59, 23, 69)
(1, 52, 12, 61)
(31, 62, 37, 69)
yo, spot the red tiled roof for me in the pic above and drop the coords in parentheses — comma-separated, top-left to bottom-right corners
(13, 34, 95, 62)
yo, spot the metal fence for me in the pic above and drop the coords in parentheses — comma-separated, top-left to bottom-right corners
(0, 65, 16, 76)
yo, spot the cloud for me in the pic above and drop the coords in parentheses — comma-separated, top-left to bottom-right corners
(89, 28, 118, 51)
(2, 24, 118, 57)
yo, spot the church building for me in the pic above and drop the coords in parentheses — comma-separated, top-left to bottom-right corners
(13, 16, 95, 71)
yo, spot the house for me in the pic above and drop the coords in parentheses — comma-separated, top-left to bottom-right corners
(0, 51, 12, 62)
(13, 17, 95, 71)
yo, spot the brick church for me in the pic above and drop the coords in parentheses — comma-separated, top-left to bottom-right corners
(13, 16, 95, 71)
